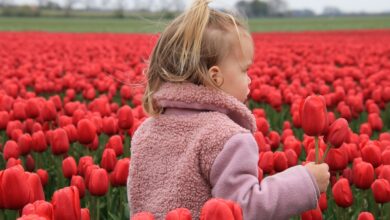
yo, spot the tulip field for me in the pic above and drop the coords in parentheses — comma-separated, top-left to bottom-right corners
(0, 29, 390, 220)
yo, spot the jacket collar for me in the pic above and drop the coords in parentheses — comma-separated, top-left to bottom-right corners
(153, 82, 257, 133)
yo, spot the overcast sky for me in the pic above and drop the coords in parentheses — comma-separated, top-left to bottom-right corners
(12, 0, 390, 14)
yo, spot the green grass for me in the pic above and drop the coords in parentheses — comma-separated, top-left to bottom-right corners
(1, 15, 390, 33)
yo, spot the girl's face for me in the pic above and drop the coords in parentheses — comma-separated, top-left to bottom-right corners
(208, 31, 254, 103)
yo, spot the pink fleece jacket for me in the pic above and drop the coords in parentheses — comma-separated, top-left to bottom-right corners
(127, 82, 320, 220)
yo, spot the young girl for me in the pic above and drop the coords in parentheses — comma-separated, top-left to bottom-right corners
(127, 0, 330, 219)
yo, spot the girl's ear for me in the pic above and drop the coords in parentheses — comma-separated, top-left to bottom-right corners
(208, 66, 224, 87)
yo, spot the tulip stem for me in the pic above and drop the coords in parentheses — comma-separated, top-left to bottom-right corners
(97, 197, 100, 220)
(315, 136, 319, 164)
(321, 143, 331, 163)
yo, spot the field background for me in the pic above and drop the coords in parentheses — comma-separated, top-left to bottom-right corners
(0, 14, 390, 32)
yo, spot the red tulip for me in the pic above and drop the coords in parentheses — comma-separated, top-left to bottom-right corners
(6, 157, 22, 168)
(357, 212, 374, 220)
(268, 131, 280, 150)
(368, 113, 383, 131)
(370, 179, 390, 203)
(318, 193, 327, 211)
(361, 143, 381, 168)
(0, 111, 10, 130)
(22, 200, 54, 220)
(101, 148, 117, 172)
(353, 161, 375, 189)
(300, 95, 328, 136)
(117, 105, 134, 130)
(106, 135, 123, 156)
(62, 156, 77, 179)
(81, 208, 90, 220)
(3, 140, 20, 160)
(26, 98, 40, 118)
(78, 156, 94, 176)
(379, 165, 390, 183)
(71, 175, 86, 198)
(26, 172, 45, 203)
(88, 168, 109, 196)
(324, 118, 349, 148)
(63, 124, 78, 143)
(255, 117, 269, 136)
(200, 198, 242, 220)
(110, 158, 130, 186)
(1, 166, 30, 209)
(131, 212, 155, 220)
(77, 119, 96, 145)
(360, 123, 372, 137)
(166, 208, 192, 220)
(13, 102, 27, 120)
(51, 128, 69, 155)
(102, 116, 118, 135)
(18, 134, 33, 156)
(32, 131, 47, 152)
(26, 154, 35, 172)
(332, 178, 353, 208)
(324, 148, 348, 171)
(36, 169, 49, 187)
(300, 205, 323, 220)
(258, 151, 274, 174)
(41, 100, 57, 122)
(284, 149, 298, 167)
(51, 186, 81, 220)
(273, 151, 288, 172)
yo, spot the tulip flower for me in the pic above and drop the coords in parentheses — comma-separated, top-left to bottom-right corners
(26, 98, 40, 118)
(18, 134, 33, 156)
(353, 161, 375, 189)
(357, 212, 375, 220)
(273, 151, 288, 172)
(88, 168, 109, 196)
(300, 95, 328, 136)
(81, 208, 90, 220)
(22, 200, 54, 220)
(78, 156, 94, 176)
(101, 148, 117, 172)
(200, 198, 242, 220)
(70, 175, 85, 199)
(36, 169, 49, 187)
(51, 186, 81, 220)
(102, 116, 118, 135)
(361, 143, 382, 168)
(0, 111, 10, 130)
(370, 179, 390, 203)
(255, 117, 269, 136)
(324, 118, 350, 148)
(132, 212, 155, 220)
(17, 214, 47, 220)
(166, 208, 192, 220)
(258, 151, 274, 174)
(32, 131, 48, 152)
(77, 119, 96, 145)
(62, 156, 77, 179)
(332, 178, 353, 208)
(301, 205, 323, 220)
(106, 135, 124, 156)
(110, 158, 130, 186)
(41, 100, 57, 122)
(324, 148, 348, 171)
(3, 140, 20, 160)
(51, 128, 69, 155)
(1, 165, 30, 209)
(318, 193, 327, 211)
(117, 105, 134, 130)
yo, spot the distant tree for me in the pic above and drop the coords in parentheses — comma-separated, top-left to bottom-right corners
(236, 0, 268, 17)
(267, 0, 288, 16)
(322, 6, 343, 16)
(64, 0, 80, 16)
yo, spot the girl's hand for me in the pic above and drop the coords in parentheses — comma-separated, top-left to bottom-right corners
(304, 162, 330, 193)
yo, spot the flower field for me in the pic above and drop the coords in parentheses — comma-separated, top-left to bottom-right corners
(0, 29, 390, 220)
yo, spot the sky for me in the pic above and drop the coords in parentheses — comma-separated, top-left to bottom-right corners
(11, 0, 390, 14)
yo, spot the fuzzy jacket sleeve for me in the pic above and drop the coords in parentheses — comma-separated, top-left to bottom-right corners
(210, 133, 320, 220)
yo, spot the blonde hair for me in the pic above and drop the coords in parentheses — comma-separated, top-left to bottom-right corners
(143, 0, 249, 116)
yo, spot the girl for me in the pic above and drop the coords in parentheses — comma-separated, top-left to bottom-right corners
(127, 0, 330, 219)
